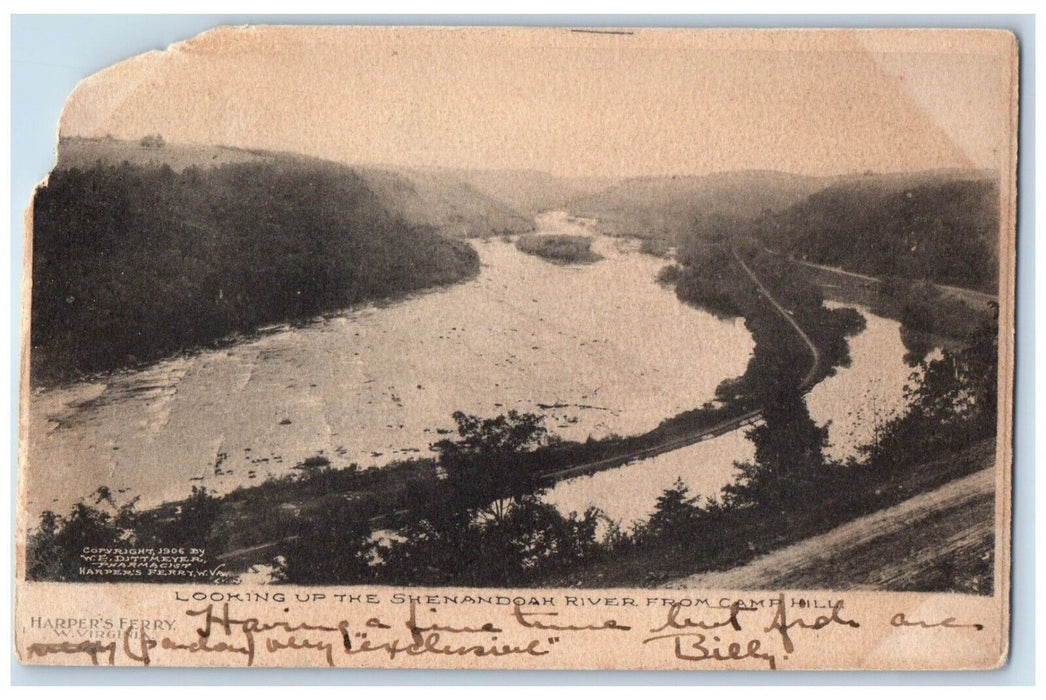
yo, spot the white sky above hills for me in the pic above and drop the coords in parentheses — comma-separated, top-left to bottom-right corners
(59, 26, 1013, 178)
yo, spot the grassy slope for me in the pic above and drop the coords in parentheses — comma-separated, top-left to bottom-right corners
(56, 137, 278, 171)
(672, 463, 994, 593)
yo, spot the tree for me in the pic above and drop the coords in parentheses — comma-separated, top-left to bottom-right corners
(861, 305, 999, 471)
(25, 511, 64, 581)
(30, 495, 135, 581)
(274, 497, 377, 585)
(435, 410, 549, 454)
(478, 498, 602, 584)
(382, 494, 605, 586)
(645, 478, 703, 541)
(155, 486, 222, 549)
(139, 133, 166, 149)
(432, 411, 550, 522)
(378, 411, 609, 586)
(723, 393, 830, 511)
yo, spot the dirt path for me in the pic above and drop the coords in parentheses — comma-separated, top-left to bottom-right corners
(668, 467, 995, 590)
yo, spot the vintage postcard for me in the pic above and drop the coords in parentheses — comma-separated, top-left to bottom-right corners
(15, 26, 1017, 670)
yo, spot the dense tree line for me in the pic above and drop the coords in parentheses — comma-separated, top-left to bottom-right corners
(25, 486, 226, 583)
(274, 410, 607, 586)
(565, 308, 998, 591)
(31, 161, 479, 384)
(859, 305, 999, 471)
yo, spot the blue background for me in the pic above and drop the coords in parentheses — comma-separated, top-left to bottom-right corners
(9, 13, 1036, 686)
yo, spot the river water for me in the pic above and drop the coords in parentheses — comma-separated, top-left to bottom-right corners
(806, 301, 926, 461)
(25, 212, 755, 513)
(25, 213, 922, 529)
(543, 301, 925, 530)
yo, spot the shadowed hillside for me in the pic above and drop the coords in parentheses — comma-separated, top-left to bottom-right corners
(355, 167, 533, 238)
(32, 152, 480, 385)
(762, 171, 999, 292)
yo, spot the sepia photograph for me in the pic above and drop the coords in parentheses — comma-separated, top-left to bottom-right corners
(14, 24, 1017, 670)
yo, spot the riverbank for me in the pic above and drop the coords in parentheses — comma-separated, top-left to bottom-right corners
(26, 230, 754, 515)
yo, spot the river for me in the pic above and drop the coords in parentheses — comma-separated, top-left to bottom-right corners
(25, 212, 755, 513)
(543, 301, 926, 529)
(25, 214, 923, 527)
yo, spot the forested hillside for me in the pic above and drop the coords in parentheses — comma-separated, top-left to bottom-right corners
(31, 160, 479, 384)
(762, 173, 999, 292)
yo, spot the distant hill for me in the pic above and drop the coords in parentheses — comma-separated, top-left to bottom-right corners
(450, 169, 616, 217)
(762, 171, 1000, 292)
(354, 167, 533, 238)
(565, 171, 827, 240)
(55, 137, 533, 238)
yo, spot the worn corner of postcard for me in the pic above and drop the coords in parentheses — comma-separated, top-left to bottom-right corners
(16, 25, 1017, 671)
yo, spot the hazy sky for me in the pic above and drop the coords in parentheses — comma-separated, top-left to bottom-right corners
(60, 26, 1015, 178)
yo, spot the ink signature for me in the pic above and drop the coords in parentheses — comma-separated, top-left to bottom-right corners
(642, 593, 860, 669)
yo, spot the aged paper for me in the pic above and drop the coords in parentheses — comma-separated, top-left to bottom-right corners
(15, 26, 1017, 670)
